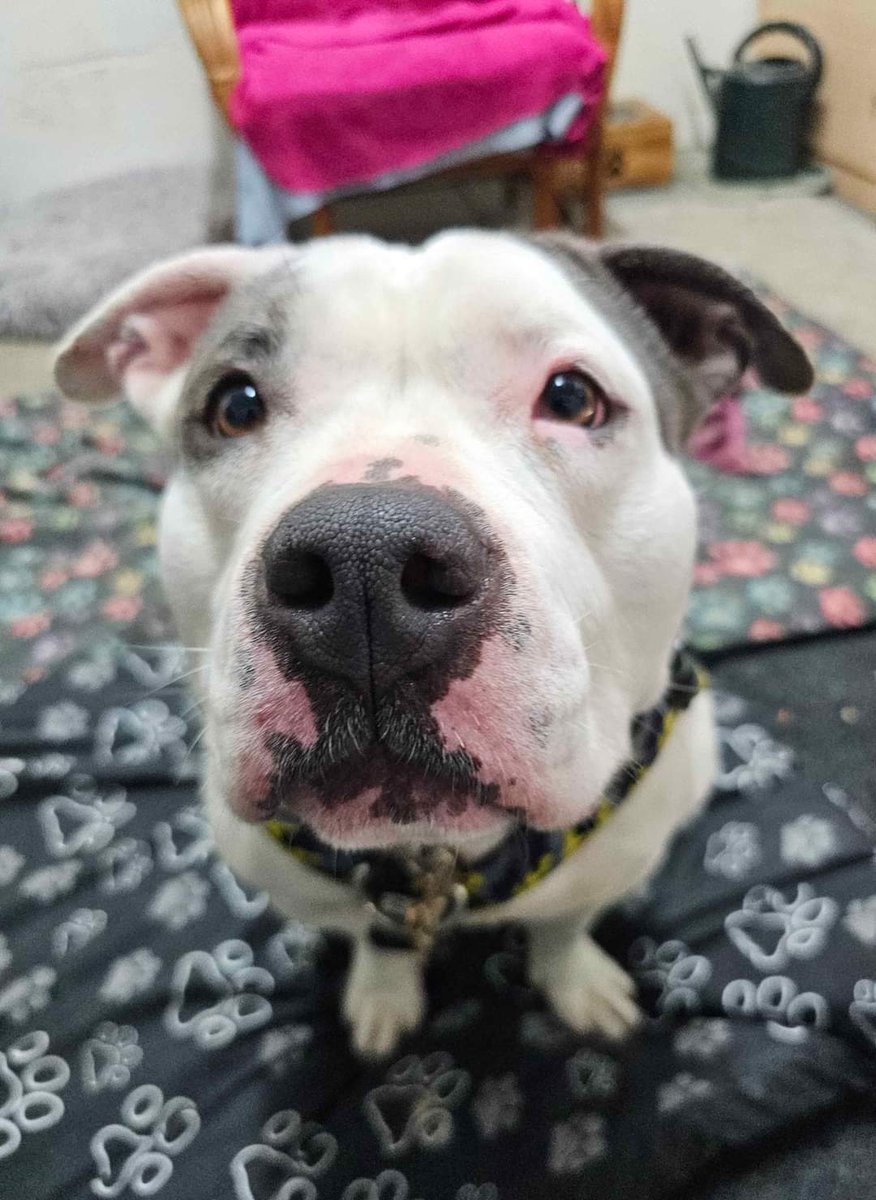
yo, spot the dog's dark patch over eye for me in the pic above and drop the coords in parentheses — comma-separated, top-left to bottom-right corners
(206, 372, 266, 439)
(537, 370, 610, 430)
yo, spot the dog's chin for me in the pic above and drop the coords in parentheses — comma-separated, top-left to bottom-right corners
(269, 775, 514, 852)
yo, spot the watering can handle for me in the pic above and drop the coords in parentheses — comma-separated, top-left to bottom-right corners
(733, 21, 824, 89)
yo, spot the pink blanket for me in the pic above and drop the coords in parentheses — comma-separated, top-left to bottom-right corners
(229, 0, 607, 193)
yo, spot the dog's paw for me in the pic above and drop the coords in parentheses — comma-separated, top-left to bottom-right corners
(532, 933, 641, 1041)
(342, 944, 426, 1060)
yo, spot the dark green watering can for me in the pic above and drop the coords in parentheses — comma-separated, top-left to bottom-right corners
(687, 22, 823, 181)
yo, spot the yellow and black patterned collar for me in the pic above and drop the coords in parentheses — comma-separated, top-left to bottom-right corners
(265, 649, 707, 951)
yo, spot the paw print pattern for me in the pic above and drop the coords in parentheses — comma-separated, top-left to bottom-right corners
(704, 822, 762, 880)
(780, 815, 838, 867)
(658, 1072, 713, 1114)
(266, 922, 322, 983)
(723, 975, 829, 1043)
(0, 1031, 70, 1161)
(94, 700, 188, 771)
(471, 1073, 523, 1139)
(152, 806, 213, 872)
(52, 907, 108, 958)
(164, 940, 273, 1050)
(849, 979, 876, 1049)
(715, 724, 794, 792)
(548, 1112, 606, 1174)
(0, 845, 25, 887)
(258, 1025, 314, 1078)
(724, 883, 838, 972)
(363, 1052, 470, 1158)
(230, 1109, 338, 1199)
(628, 938, 712, 1016)
(0, 966, 56, 1024)
(673, 1018, 733, 1060)
(38, 787, 135, 858)
(565, 1048, 620, 1101)
(81, 1023, 143, 1093)
(90, 1084, 200, 1197)
(342, 1171, 424, 1200)
(844, 896, 876, 945)
(98, 838, 153, 895)
(100, 949, 162, 1005)
(147, 871, 210, 931)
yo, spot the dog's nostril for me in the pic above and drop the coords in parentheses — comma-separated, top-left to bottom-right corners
(400, 552, 477, 612)
(268, 551, 334, 610)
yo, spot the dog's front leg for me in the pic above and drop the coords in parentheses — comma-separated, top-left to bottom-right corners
(528, 916, 641, 1040)
(342, 938, 426, 1059)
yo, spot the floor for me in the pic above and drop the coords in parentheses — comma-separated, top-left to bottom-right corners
(2, 164, 875, 397)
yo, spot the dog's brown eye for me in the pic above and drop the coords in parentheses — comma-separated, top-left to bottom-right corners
(207, 373, 266, 438)
(539, 370, 609, 429)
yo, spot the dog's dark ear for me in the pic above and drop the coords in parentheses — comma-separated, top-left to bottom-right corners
(599, 244, 813, 414)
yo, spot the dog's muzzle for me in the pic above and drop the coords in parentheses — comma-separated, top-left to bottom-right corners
(257, 481, 495, 699)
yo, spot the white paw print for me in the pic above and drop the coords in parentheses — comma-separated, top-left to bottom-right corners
(0, 845, 25, 887)
(628, 937, 712, 1016)
(716, 723, 793, 791)
(152, 806, 213, 872)
(90, 1084, 200, 1197)
(0, 966, 56, 1024)
(471, 1073, 523, 1139)
(164, 940, 273, 1050)
(100, 948, 162, 1005)
(780, 815, 838, 867)
(849, 979, 876, 1049)
(723, 974, 829, 1043)
(725, 882, 838, 973)
(37, 701, 89, 743)
(81, 1023, 144, 1093)
(673, 1018, 733, 1060)
(844, 896, 876, 945)
(342, 1170, 424, 1200)
(147, 871, 210, 931)
(52, 907, 108, 957)
(39, 787, 135, 858)
(658, 1072, 713, 1113)
(0, 1030, 70, 1160)
(548, 1111, 606, 1173)
(98, 838, 154, 895)
(565, 1048, 620, 1100)
(258, 1024, 314, 1077)
(704, 821, 762, 880)
(363, 1052, 470, 1157)
(19, 860, 82, 904)
(230, 1108, 337, 1199)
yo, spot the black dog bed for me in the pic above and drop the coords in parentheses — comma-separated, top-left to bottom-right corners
(1, 630, 874, 1199)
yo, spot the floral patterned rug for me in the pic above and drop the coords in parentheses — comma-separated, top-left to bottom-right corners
(1, 289, 875, 687)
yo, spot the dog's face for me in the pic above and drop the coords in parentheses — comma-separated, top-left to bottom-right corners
(56, 233, 810, 849)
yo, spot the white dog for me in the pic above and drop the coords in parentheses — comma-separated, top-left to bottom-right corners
(55, 232, 811, 1057)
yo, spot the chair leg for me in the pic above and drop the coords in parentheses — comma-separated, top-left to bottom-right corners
(531, 166, 562, 230)
(583, 125, 606, 240)
(311, 206, 335, 237)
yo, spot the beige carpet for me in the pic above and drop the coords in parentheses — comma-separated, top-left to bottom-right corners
(607, 192, 876, 357)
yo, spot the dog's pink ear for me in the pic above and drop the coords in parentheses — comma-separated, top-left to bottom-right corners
(599, 244, 813, 407)
(54, 245, 277, 426)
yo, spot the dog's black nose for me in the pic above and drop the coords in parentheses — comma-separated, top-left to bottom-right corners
(260, 483, 492, 697)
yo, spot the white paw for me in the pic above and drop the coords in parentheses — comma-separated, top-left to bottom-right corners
(532, 934, 641, 1041)
(342, 944, 426, 1059)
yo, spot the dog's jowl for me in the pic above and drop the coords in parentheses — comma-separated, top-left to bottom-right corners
(55, 232, 812, 1057)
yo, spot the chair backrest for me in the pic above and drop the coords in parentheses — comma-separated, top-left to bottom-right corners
(178, 0, 626, 121)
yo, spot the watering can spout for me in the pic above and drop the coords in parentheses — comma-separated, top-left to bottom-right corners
(685, 36, 723, 112)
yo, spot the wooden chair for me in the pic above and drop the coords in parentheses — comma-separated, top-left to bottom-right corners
(177, 0, 624, 240)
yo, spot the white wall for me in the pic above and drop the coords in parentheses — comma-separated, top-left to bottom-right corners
(612, 0, 758, 149)
(1, 0, 757, 207)
(0, 0, 219, 206)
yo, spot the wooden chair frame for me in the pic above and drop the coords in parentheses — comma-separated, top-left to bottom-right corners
(177, 0, 624, 238)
